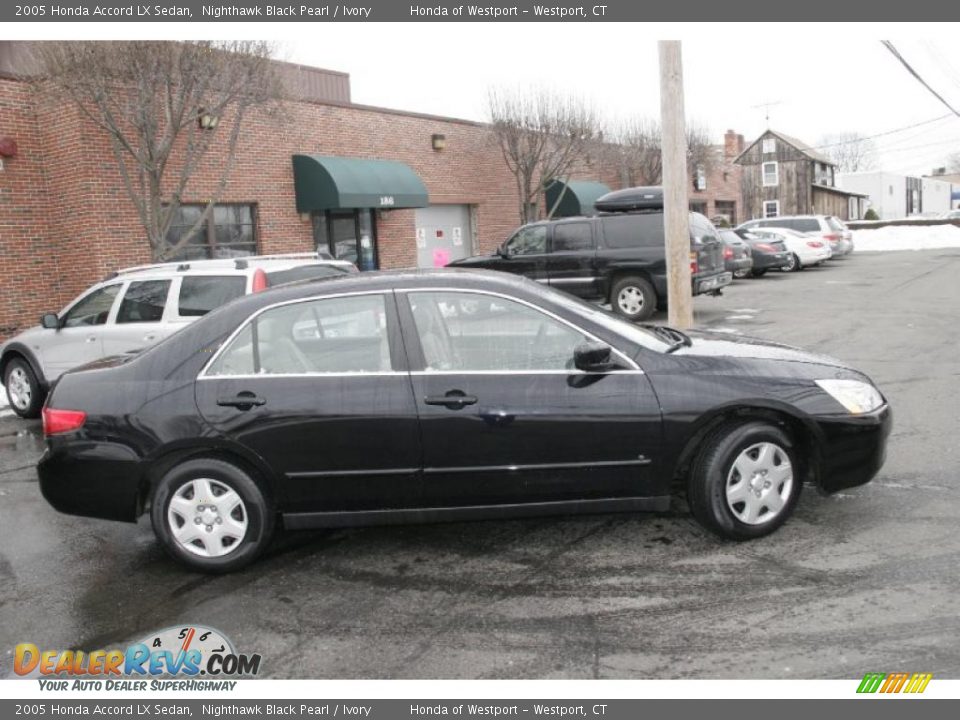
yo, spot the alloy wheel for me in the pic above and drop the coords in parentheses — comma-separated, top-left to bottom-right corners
(725, 442, 794, 525)
(617, 286, 644, 315)
(6, 367, 31, 411)
(167, 478, 249, 557)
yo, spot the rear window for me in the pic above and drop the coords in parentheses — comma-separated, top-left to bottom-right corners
(265, 264, 349, 287)
(601, 214, 664, 249)
(178, 276, 247, 317)
(117, 280, 171, 324)
(551, 222, 594, 252)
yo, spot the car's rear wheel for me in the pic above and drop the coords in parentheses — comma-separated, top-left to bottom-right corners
(688, 421, 801, 540)
(750, 268, 767, 278)
(733, 268, 751, 279)
(611, 275, 657, 321)
(151, 458, 275, 573)
(3, 358, 44, 419)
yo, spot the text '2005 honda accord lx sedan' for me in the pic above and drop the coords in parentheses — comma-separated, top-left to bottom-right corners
(37, 269, 891, 572)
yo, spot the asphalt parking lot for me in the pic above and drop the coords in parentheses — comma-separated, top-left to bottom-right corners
(1, 248, 959, 679)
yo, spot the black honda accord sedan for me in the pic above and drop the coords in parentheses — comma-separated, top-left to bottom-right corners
(37, 269, 891, 572)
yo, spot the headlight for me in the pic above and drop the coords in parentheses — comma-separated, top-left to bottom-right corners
(815, 379, 884, 415)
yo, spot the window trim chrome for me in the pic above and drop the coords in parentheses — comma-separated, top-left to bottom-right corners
(398, 286, 641, 372)
(197, 289, 392, 379)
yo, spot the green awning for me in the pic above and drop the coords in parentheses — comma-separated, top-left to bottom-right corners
(293, 154, 429, 213)
(545, 180, 612, 218)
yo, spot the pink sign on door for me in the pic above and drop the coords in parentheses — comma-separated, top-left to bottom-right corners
(432, 248, 451, 267)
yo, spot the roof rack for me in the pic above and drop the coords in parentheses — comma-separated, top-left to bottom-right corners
(105, 252, 328, 280)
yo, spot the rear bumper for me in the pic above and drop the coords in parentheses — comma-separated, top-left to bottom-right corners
(693, 271, 732, 295)
(753, 251, 791, 270)
(815, 405, 892, 493)
(725, 257, 753, 274)
(37, 441, 143, 523)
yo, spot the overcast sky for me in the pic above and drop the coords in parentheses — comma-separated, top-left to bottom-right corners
(286, 30, 960, 176)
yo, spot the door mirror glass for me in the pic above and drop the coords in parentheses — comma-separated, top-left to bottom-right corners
(41, 313, 60, 330)
(574, 341, 614, 372)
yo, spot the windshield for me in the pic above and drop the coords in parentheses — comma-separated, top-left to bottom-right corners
(540, 287, 672, 351)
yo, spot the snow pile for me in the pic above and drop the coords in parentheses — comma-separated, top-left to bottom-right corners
(852, 224, 960, 252)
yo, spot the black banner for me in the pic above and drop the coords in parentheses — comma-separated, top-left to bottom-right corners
(3, 0, 959, 23)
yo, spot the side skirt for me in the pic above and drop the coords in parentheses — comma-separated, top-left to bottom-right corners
(282, 496, 672, 530)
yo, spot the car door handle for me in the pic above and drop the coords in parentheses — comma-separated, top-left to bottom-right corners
(424, 392, 478, 409)
(216, 392, 266, 410)
(144, 333, 157, 342)
(85, 335, 97, 343)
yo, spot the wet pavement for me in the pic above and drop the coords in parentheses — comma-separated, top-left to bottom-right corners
(1, 248, 959, 679)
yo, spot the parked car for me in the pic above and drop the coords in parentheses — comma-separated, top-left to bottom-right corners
(38, 269, 891, 572)
(747, 227, 832, 272)
(733, 230, 792, 277)
(1, 253, 355, 418)
(449, 186, 732, 322)
(737, 215, 854, 257)
(717, 230, 754, 276)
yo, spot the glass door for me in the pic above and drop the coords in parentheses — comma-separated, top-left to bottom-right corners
(313, 210, 379, 271)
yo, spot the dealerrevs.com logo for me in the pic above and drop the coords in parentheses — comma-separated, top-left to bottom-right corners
(14, 625, 261, 691)
(857, 672, 933, 694)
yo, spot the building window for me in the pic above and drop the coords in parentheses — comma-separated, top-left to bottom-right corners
(762, 162, 779, 187)
(166, 204, 257, 260)
(763, 200, 780, 218)
(694, 165, 707, 191)
(762, 138, 776, 154)
(690, 201, 708, 215)
(714, 200, 737, 226)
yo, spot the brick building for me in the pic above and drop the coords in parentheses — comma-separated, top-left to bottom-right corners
(688, 130, 745, 227)
(0, 42, 742, 341)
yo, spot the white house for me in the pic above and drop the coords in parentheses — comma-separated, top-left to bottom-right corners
(839, 171, 955, 219)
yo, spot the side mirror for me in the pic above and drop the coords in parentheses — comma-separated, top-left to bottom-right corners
(497, 244, 511, 259)
(574, 341, 615, 372)
(41, 313, 60, 330)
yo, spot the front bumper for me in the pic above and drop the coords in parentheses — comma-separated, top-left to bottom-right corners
(814, 404, 892, 493)
(37, 441, 143, 523)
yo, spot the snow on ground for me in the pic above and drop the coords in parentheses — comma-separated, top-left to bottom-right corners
(853, 224, 960, 252)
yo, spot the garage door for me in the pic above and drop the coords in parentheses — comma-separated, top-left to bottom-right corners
(414, 205, 472, 268)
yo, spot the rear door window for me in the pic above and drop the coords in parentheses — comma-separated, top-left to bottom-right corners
(551, 222, 594, 252)
(178, 276, 247, 317)
(601, 214, 664, 248)
(116, 280, 171, 324)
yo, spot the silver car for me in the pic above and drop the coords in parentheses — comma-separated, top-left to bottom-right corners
(1, 253, 354, 418)
(737, 215, 854, 257)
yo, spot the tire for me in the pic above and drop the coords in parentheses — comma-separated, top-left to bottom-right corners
(784, 253, 802, 272)
(733, 268, 750, 279)
(610, 275, 657, 321)
(750, 268, 767, 278)
(150, 458, 275, 573)
(3, 357, 44, 419)
(687, 421, 802, 540)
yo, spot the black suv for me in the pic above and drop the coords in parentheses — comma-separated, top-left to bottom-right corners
(449, 187, 731, 321)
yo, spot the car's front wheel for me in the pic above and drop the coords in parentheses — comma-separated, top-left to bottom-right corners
(750, 268, 768, 278)
(611, 275, 657, 321)
(687, 421, 801, 540)
(3, 358, 44, 419)
(151, 458, 275, 573)
(784, 253, 801, 272)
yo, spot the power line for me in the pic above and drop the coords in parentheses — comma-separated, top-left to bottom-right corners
(811, 114, 952, 150)
(881, 40, 960, 117)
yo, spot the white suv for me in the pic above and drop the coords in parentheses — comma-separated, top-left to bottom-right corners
(737, 215, 854, 257)
(1, 253, 355, 418)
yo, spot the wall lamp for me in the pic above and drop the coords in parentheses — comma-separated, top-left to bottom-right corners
(431, 134, 446, 151)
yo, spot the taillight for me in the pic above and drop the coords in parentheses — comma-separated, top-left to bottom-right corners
(723, 247, 734, 259)
(42, 407, 87, 436)
(689, 251, 698, 275)
(807, 241, 824, 248)
(755, 243, 775, 252)
(251, 268, 268, 293)
(823, 233, 841, 242)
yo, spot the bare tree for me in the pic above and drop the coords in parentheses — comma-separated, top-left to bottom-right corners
(607, 118, 716, 188)
(946, 151, 960, 174)
(36, 41, 281, 261)
(487, 88, 599, 223)
(817, 132, 879, 173)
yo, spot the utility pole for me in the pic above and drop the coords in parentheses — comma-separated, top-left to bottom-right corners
(659, 41, 693, 329)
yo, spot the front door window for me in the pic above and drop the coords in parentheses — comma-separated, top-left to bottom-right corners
(313, 210, 378, 271)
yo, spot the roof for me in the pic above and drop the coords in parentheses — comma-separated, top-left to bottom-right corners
(812, 183, 868, 198)
(735, 129, 835, 166)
